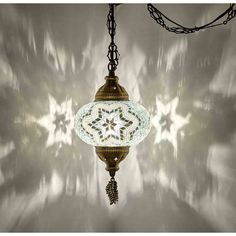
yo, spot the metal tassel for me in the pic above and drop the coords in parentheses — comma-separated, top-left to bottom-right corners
(106, 177, 118, 205)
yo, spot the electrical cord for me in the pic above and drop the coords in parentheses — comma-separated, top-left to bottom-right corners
(147, 3, 236, 34)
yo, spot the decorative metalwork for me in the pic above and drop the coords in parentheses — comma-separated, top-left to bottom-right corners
(95, 146, 129, 178)
(95, 76, 129, 101)
(106, 177, 118, 205)
(147, 3, 236, 34)
(107, 4, 120, 76)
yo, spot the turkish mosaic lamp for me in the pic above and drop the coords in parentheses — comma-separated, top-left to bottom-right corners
(75, 76, 151, 176)
(74, 4, 151, 204)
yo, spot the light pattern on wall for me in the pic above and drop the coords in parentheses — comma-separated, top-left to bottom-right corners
(37, 94, 74, 147)
(0, 141, 15, 186)
(151, 97, 191, 158)
(1, 3, 236, 232)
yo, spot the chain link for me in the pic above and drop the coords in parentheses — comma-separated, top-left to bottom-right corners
(107, 4, 120, 76)
(147, 3, 236, 34)
(224, 4, 236, 23)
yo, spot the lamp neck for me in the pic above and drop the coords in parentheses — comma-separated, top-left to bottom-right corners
(95, 76, 129, 101)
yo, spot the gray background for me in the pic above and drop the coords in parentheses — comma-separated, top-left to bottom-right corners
(0, 3, 236, 232)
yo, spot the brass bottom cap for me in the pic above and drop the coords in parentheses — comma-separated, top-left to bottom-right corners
(95, 146, 129, 177)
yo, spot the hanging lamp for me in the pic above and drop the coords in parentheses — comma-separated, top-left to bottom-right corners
(74, 3, 236, 205)
(74, 4, 151, 204)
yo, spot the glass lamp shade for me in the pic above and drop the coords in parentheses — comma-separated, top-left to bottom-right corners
(74, 100, 151, 147)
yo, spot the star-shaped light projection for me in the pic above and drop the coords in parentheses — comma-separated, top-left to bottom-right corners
(151, 97, 191, 158)
(37, 94, 74, 147)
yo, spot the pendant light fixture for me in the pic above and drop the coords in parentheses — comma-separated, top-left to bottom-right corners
(74, 4, 151, 204)
(74, 3, 236, 205)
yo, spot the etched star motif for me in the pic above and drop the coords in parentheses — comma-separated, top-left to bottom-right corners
(102, 118, 117, 131)
(79, 102, 141, 146)
(37, 94, 74, 147)
(152, 97, 191, 158)
(88, 107, 133, 142)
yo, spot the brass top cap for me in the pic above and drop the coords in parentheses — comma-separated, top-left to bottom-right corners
(95, 75, 129, 101)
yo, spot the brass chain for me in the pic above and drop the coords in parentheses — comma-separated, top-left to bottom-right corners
(107, 4, 120, 76)
(147, 3, 236, 34)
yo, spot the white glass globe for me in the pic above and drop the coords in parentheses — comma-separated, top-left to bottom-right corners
(74, 100, 151, 146)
